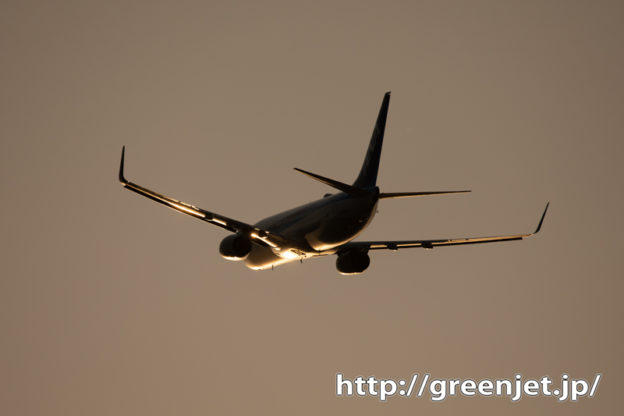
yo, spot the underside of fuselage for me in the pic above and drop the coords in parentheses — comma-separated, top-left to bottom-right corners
(243, 191, 379, 270)
(244, 244, 304, 270)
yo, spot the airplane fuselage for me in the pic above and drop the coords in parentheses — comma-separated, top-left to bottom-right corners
(244, 189, 379, 270)
(119, 92, 546, 275)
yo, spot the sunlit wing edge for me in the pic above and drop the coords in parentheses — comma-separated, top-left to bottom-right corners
(336, 202, 549, 252)
(118, 146, 284, 248)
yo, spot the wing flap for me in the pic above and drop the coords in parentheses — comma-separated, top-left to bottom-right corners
(355, 235, 524, 251)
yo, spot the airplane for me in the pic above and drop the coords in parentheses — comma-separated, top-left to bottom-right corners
(119, 92, 548, 274)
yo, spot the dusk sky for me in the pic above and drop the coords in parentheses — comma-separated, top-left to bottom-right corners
(1, 1, 622, 414)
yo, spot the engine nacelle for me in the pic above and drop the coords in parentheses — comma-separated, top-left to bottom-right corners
(219, 234, 252, 261)
(336, 250, 370, 275)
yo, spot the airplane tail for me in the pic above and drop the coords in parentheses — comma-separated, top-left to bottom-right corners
(352, 92, 470, 199)
(294, 92, 469, 199)
(353, 91, 391, 189)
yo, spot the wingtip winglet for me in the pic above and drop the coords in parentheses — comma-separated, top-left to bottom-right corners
(534, 202, 549, 234)
(119, 146, 127, 184)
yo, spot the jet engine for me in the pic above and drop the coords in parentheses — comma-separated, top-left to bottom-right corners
(336, 250, 370, 275)
(219, 234, 252, 261)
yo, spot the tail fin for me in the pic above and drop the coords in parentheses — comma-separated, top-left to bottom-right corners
(353, 92, 391, 189)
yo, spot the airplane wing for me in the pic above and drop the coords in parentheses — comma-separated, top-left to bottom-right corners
(339, 203, 549, 252)
(118, 147, 284, 248)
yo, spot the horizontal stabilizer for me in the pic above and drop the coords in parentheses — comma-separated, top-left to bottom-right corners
(379, 190, 471, 199)
(294, 168, 369, 196)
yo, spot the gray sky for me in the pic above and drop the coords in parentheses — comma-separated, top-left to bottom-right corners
(1, 0, 623, 414)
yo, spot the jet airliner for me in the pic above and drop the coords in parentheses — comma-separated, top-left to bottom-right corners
(119, 92, 548, 274)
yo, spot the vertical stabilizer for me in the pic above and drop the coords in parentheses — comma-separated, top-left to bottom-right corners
(353, 92, 390, 189)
